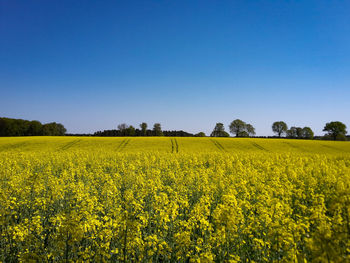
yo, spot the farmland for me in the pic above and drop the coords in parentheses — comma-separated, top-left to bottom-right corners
(1, 136, 350, 154)
(1, 137, 350, 262)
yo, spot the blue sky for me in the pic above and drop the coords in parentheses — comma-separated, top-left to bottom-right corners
(1, 0, 349, 135)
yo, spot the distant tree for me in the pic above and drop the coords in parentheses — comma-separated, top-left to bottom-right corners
(287, 126, 314, 139)
(140, 122, 147, 136)
(296, 127, 303, 138)
(0, 117, 65, 136)
(0, 118, 14, 136)
(287, 127, 298, 138)
(246, 124, 256, 136)
(42, 123, 51, 136)
(56, 123, 67, 136)
(28, 120, 43, 136)
(302, 127, 314, 139)
(272, 121, 288, 137)
(323, 121, 347, 140)
(238, 131, 249, 137)
(42, 122, 66, 136)
(117, 123, 129, 136)
(153, 123, 163, 136)
(127, 125, 136, 136)
(163, 130, 194, 137)
(118, 123, 128, 130)
(229, 119, 256, 137)
(229, 119, 246, 137)
(195, 132, 206, 137)
(221, 131, 230, 137)
(0, 118, 6, 136)
(211, 123, 226, 137)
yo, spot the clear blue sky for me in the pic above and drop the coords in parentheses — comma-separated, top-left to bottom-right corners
(1, 0, 349, 136)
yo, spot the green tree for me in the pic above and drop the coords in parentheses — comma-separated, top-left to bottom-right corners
(323, 121, 347, 140)
(117, 123, 129, 136)
(127, 125, 136, 136)
(246, 124, 256, 136)
(140, 122, 147, 136)
(195, 132, 206, 137)
(238, 131, 249, 137)
(211, 123, 226, 137)
(28, 121, 43, 136)
(221, 131, 230, 137)
(0, 118, 65, 136)
(272, 121, 288, 137)
(296, 127, 303, 138)
(56, 123, 67, 136)
(229, 119, 246, 137)
(287, 127, 298, 138)
(153, 123, 163, 136)
(302, 127, 314, 139)
(42, 122, 66, 136)
(229, 119, 256, 137)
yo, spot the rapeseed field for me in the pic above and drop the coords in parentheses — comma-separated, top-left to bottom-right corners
(0, 137, 350, 262)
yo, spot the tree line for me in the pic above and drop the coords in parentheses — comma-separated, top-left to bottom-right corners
(94, 123, 197, 137)
(1, 117, 348, 141)
(211, 120, 256, 137)
(0, 117, 66, 136)
(271, 121, 348, 141)
(209, 119, 348, 141)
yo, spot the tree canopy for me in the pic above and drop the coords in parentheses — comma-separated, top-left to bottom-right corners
(272, 121, 288, 137)
(229, 119, 256, 137)
(140, 122, 147, 136)
(323, 121, 347, 140)
(153, 123, 163, 136)
(0, 117, 66, 136)
(210, 123, 229, 137)
(287, 126, 314, 139)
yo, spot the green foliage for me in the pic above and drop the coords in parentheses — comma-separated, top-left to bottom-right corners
(195, 132, 206, 137)
(287, 126, 314, 139)
(211, 123, 227, 137)
(238, 131, 249, 137)
(127, 125, 136, 136)
(153, 123, 163, 136)
(246, 124, 256, 136)
(272, 121, 288, 137)
(0, 117, 66, 136)
(287, 127, 298, 138)
(229, 119, 256, 137)
(229, 119, 246, 137)
(220, 131, 230, 137)
(323, 121, 347, 140)
(140, 122, 148, 136)
(43, 123, 66, 136)
(302, 127, 314, 139)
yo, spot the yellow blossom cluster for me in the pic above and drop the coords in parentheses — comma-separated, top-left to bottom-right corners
(0, 137, 350, 262)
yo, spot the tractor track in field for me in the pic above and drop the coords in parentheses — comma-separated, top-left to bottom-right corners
(59, 139, 81, 151)
(0, 141, 28, 152)
(283, 141, 313, 153)
(283, 141, 300, 150)
(174, 138, 179, 153)
(117, 139, 130, 152)
(211, 139, 226, 152)
(170, 138, 179, 153)
(171, 139, 174, 153)
(251, 142, 269, 152)
(321, 144, 349, 153)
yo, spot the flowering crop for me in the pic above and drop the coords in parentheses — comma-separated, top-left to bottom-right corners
(0, 137, 350, 262)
